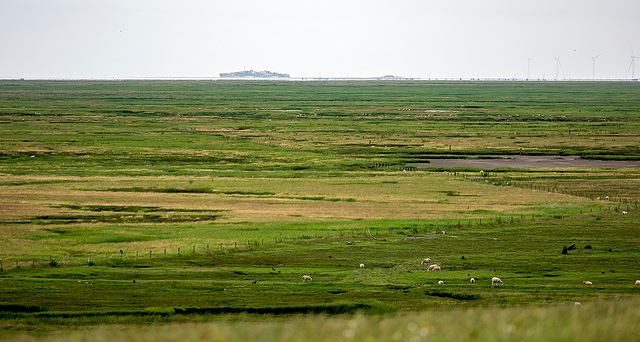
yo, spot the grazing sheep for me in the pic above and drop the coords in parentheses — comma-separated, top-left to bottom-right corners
(491, 277, 504, 285)
(421, 258, 431, 265)
(437, 280, 444, 285)
(431, 265, 442, 271)
(635, 280, 640, 286)
(583, 281, 592, 285)
(359, 263, 365, 268)
(605, 196, 609, 200)
(427, 264, 439, 271)
(470, 278, 475, 284)
(622, 211, 628, 215)
(302, 275, 312, 282)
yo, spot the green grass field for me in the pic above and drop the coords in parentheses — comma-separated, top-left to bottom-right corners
(1, 80, 639, 340)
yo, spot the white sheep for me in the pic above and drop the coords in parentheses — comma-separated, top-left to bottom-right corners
(605, 196, 609, 200)
(427, 264, 441, 271)
(437, 280, 444, 285)
(622, 211, 628, 215)
(359, 263, 365, 268)
(421, 258, 431, 265)
(470, 278, 475, 284)
(635, 280, 640, 286)
(302, 275, 312, 282)
(491, 277, 504, 285)
(583, 281, 592, 285)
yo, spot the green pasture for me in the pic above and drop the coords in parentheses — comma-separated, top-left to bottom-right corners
(0, 80, 639, 339)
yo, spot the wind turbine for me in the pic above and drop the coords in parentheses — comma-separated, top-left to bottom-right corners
(630, 45, 640, 80)
(591, 53, 603, 80)
(527, 57, 533, 80)
(554, 56, 564, 80)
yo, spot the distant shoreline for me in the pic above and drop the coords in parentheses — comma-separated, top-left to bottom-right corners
(1, 77, 638, 82)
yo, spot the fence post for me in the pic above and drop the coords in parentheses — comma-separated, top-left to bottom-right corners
(207, 244, 209, 252)
(149, 251, 152, 259)
(136, 251, 138, 261)
(164, 249, 166, 258)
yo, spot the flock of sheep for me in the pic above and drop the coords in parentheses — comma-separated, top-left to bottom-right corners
(302, 258, 640, 287)
(420, 257, 504, 286)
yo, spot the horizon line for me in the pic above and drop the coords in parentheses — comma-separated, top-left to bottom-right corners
(1, 76, 639, 82)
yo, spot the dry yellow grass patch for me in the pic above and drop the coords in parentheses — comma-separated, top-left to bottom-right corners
(0, 173, 597, 224)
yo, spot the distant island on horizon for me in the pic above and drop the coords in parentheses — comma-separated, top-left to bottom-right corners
(220, 70, 290, 78)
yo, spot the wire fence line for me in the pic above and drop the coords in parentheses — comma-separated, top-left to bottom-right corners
(1, 204, 635, 273)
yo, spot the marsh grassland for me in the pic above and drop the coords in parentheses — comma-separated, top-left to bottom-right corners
(1, 80, 639, 340)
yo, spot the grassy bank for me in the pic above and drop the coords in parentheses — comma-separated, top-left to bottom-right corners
(8, 299, 640, 341)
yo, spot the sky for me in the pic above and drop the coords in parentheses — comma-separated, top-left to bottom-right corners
(1, 0, 639, 80)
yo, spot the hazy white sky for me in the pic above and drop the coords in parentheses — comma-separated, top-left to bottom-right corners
(1, 0, 639, 79)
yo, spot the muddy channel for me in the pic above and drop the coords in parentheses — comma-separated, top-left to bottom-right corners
(408, 155, 640, 169)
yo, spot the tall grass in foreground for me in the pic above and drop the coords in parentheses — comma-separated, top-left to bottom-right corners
(18, 299, 640, 342)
